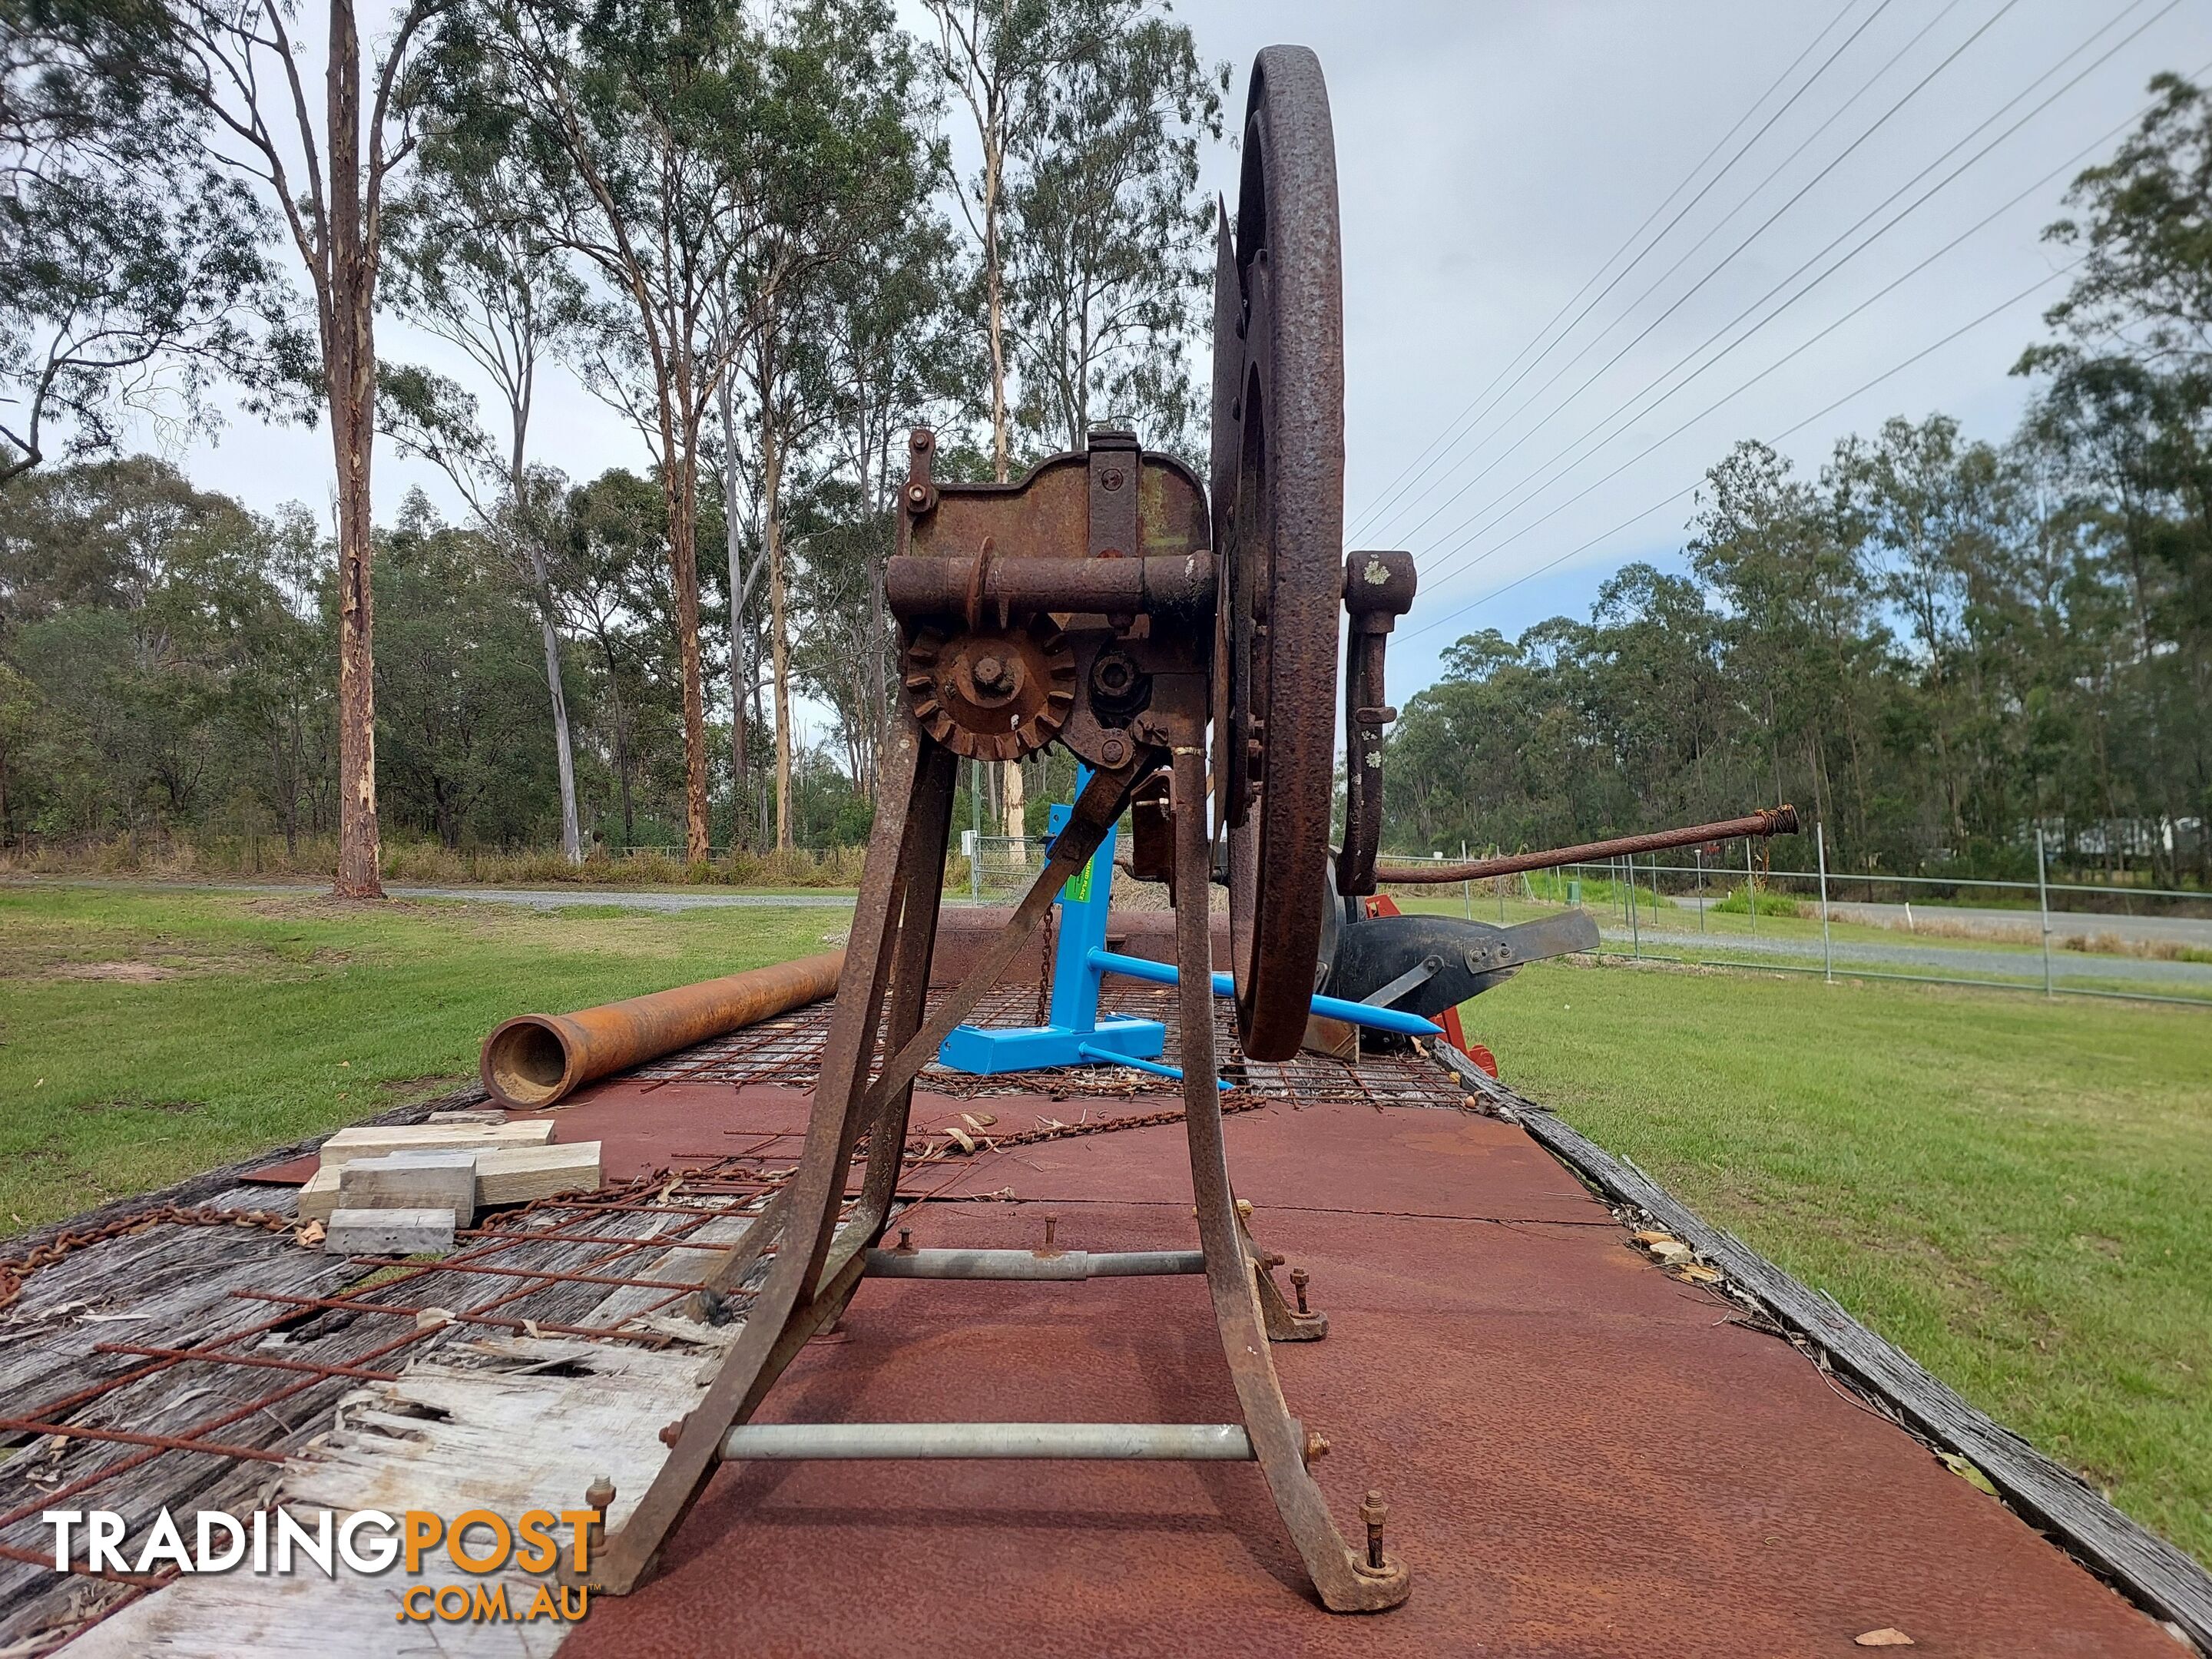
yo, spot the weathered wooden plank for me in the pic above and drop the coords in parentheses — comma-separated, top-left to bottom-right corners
(1428, 1039, 2212, 1653)
(62, 1337, 712, 1658)
(316, 1122, 554, 1169)
(324, 1208, 456, 1257)
(473, 1144, 601, 1209)
(337, 1151, 478, 1224)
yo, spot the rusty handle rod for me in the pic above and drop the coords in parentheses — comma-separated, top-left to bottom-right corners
(479, 950, 846, 1110)
(1372, 806, 1800, 886)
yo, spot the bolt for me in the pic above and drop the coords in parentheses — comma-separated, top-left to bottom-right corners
(1042, 1212, 1058, 1250)
(1290, 1267, 1310, 1315)
(658, 1417, 686, 1449)
(1303, 1429, 1330, 1465)
(1260, 1250, 1285, 1269)
(586, 1477, 615, 1514)
(896, 1227, 914, 1252)
(1360, 1489, 1388, 1571)
(972, 653, 1008, 690)
(906, 483, 930, 509)
(1098, 733, 1129, 767)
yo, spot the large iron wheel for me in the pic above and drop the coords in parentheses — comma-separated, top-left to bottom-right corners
(1210, 45, 1346, 1061)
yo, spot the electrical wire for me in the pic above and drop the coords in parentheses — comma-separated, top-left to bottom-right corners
(1346, 0, 1887, 541)
(1371, 0, 2024, 552)
(1401, 257, 2082, 644)
(1404, 2, 2183, 589)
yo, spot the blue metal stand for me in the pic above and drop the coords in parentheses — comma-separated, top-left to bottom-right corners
(937, 773, 1170, 1078)
(938, 771, 1444, 1087)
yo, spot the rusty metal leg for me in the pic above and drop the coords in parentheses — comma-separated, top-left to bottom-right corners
(1169, 743, 1409, 1612)
(589, 721, 943, 1594)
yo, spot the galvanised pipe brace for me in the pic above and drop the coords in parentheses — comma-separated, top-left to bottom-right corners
(1088, 949, 1444, 1038)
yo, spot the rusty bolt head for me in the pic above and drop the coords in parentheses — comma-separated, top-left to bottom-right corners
(896, 1227, 914, 1252)
(586, 1477, 616, 1513)
(1360, 1490, 1387, 1527)
(1099, 466, 1125, 492)
(658, 1418, 685, 1449)
(1042, 1213, 1058, 1250)
(972, 653, 1007, 689)
(906, 483, 931, 509)
(1303, 1429, 1330, 1465)
(1098, 733, 1130, 768)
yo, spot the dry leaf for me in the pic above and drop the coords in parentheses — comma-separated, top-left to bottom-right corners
(1674, 1263, 1723, 1284)
(1631, 1230, 1674, 1245)
(1648, 1240, 1694, 1263)
(942, 1125, 976, 1154)
(962, 1111, 997, 1130)
(295, 1220, 326, 1248)
(1939, 1452, 1999, 1496)
(522, 1319, 545, 1339)
(415, 1306, 455, 1332)
(1854, 1630, 1913, 1647)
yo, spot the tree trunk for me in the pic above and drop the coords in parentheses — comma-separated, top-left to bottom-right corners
(1002, 752, 1025, 856)
(534, 588, 581, 860)
(327, 0, 382, 900)
(982, 133, 1010, 485)
(661, 455, 712, 864)
(764, 422, 795, 851)
(720, 373, 751, 846)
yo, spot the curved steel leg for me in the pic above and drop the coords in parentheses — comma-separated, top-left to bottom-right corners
(1170, 743, 1409, 1612)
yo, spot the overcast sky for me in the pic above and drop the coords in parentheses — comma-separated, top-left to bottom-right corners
(166, 0, 2212, 710)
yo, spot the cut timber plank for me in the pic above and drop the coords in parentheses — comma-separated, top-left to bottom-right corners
(316, 1121, 552, 1169)
(296, 1164, 343, 1224)
(336, 1150, 477, 1224)
(1429, 1039, 2212, 1654)
(474, 1141, 601, 1208)
(323, 1207, 455, 1257)
(64, 1336, 711, 1658)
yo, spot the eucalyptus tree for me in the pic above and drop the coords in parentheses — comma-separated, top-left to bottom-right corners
(0, 0, 282, 487)
(464, 0, 775, 863)
(123, 0, 462, 897)
(377, 127, 590, 860)
(1004, 10, 1223, 455)
(715, 0, 933, 847)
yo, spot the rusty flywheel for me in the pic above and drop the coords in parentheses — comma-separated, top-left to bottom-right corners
(1209, 46, 1347, 1061)
(902, 620, 1076, 762)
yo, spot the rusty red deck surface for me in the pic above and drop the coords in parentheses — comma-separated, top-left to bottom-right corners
(535, 1033, 2174, 1659)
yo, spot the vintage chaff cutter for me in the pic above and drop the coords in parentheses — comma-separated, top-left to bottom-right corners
(587, 46, 1416, 1611)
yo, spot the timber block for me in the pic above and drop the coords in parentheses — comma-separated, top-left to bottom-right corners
(474, 1141, 601, 1208)
(324, 1207, 455, 1257)
(337, 1150, 478, 1225)
(317, 1121, 554, 1169)
(427, 1108, 508, 1124)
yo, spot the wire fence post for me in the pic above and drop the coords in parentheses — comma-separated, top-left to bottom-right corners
(1816, 821, 1833, 984)
(2037, 824, 2054, 998)
(1745, 835, 1757, 936)
(1695, 846, 1705, 933)
(1627, 856, 1641, 959)
(969, 760, 982, 899)
(1461, 839, 1470, 919)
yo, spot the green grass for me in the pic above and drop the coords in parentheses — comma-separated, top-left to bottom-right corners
(1466, 958, 2212, 1565)
(4, 884, 2206, 1568)
(0, 886, 839, 1232)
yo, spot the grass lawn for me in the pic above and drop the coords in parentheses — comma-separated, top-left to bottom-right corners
(0, 884, 840, 1233)
(1466, 957, 2212, 1567)
(2, 884, 2205, 1569)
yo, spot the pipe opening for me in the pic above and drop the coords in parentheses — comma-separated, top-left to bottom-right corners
(484, 1018, 572, 1109)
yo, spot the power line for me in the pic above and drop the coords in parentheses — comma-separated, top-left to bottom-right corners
(1404, 1, 2181, 586)
(1372, 0, 2024, 554)
(1346, 0, 1888, 541)
(1401, 257, 2082, 645)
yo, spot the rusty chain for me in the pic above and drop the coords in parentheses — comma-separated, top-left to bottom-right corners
(1, 1204, 305, 1316)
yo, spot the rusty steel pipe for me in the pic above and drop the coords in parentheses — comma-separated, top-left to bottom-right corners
(1373, 806, 1800, 885)
(883, 551, 1216, 620)
(479, 951, 845, 1110)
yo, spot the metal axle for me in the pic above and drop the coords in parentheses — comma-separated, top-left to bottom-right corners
(863, 1247, 1205, 1280)
(719, 1422, 1254, 1461)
